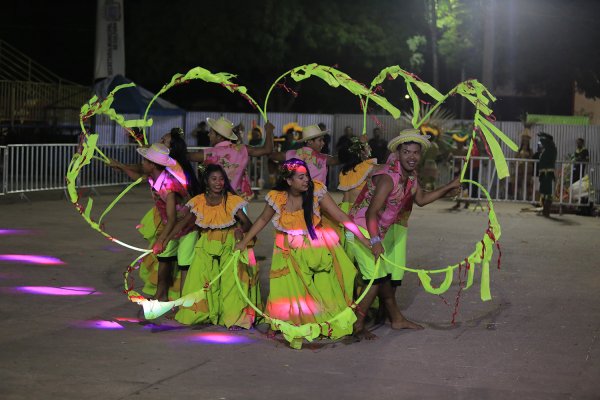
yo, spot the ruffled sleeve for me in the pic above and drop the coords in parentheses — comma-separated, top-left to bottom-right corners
(313, 181, 327, 201)
(186, 194, 247, 229)
(266, 190, 286, 233)
(266, 189, 322, 236)
(337, 158, 377, 191)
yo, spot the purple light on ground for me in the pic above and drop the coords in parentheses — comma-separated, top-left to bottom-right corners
(142, 322, 187, 332)
(103, 245, 125, 253)
(0, 229, 33, 236)
(76, 320, 124, 330)
(114, 317, 143, 323)
(0, 254, 65, 265)
(15, 286, 99, 296)
(187, 332, 253, 344)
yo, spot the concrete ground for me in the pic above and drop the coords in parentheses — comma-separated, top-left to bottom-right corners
(0, 187, 598, 400)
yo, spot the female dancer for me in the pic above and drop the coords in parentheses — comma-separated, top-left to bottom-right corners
(235, 159, 372, 346)
(172, 164, 260, 329)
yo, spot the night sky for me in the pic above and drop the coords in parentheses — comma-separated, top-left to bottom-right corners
(2, 0, 600, 119)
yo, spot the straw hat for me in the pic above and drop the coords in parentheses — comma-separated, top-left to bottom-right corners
(136, 143, 176, 166)
(207, 117, 237, 141)
(297, 124, 328, 142)
(388, 128, 431, 152)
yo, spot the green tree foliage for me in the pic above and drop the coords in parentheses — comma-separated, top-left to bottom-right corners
(124, 0, 425, 112)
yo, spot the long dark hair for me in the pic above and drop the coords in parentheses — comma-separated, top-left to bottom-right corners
(339, 142, 363, 174)
(199, 164, 237, 206)
(274, 158, 317, 240)
(340, 137, 370, 173)
(168, 128, 201, 196)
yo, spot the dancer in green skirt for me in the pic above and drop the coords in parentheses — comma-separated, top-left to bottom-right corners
(235, 158, 372, 343)
(171, 164, 260, 329)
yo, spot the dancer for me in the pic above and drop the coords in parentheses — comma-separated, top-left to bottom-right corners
(166, 164, 259, 329)
(137, 143, 198, 301)
(234, 159, 372, 346)
(338, 137, 377, 212)
(347, 129, 461, 339)
(270, 125, 339, 184)
(188, 117, 274, 199)
(110, 128, 200, 300)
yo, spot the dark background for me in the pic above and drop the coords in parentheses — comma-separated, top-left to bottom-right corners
(2, 0, 600, 121)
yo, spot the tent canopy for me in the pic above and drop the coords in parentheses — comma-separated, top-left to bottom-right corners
(94, 75, 185, 116)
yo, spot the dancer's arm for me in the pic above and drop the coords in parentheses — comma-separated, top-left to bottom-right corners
(319, 193, 371, 249)
(152, 193, 177, 254)
(234, 204, 276, 251)
(234, 209, 253, 242)
(326, 155, 340, 166)
(365, 175, 393, 260)
(108, 159, 144, 180)
(247, 122, 274, 157)
(187, 149, 205, 163)
(414, 177, 461, 207)
(160, 208, 195, 245)
(269, 151, 286, 162)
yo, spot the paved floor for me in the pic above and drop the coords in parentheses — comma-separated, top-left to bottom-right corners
(0, 188, 598, 399)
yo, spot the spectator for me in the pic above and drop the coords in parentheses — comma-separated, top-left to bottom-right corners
(573, 137, 589, 180)
(534, 132, 557, 217)
(249, 127, 263, 146)
(336, 126, 355, 153)
(368, 127, 388, 163)
(319, 123, 331, 154)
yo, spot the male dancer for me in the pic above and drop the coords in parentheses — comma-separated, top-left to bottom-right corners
(348, 129, 461, 339)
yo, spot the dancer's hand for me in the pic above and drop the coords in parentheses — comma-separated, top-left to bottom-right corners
(447, 177, 462, 196)
(234, 228, 244, 242)
(234, 241, 246, 252)
(371, 242, 384, 261)
(264, 121, 275, 132)
(359, 236, 372, 250)
(152, 240, 165, 255)
(107, 158, 122, 171)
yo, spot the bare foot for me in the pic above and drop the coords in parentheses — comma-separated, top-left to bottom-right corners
(163, 307, 178, 320)
(353, 329, 378, 341)
(353, 320, 378, 341)
(228, 325, 243, 331)
(266, 328, 276, 339)
(391, 318, 424, 330)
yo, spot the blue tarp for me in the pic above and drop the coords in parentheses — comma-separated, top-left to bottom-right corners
(93, 75, 185, 116)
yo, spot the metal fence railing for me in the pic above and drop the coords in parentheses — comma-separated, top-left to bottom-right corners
(1, 145, 6, 195)
(448, 156, 598, 207)
(2, 143, 597, 209)
(3, 144, 139, 195)
(2, 144, 269, 197)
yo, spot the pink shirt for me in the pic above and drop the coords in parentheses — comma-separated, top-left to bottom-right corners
(349, 160, 418, 237)
(285, 147, 328, 183)
(148, 170, 193, 238)
(204, 141, 250, 196)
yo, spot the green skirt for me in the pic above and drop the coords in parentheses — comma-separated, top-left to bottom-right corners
(266, 229, 357, 341)
(137, 207, 182, 300)
(175, 229, 260, 328)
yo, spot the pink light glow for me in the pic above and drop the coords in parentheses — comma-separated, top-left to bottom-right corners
(76, 320, 124, 330)
(15, 286, 99, 296)
(187, 332, 253, 344)
(0, 229, 33, 235)
(0, 254, 65, 265)
(266, 295, 320, 320)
